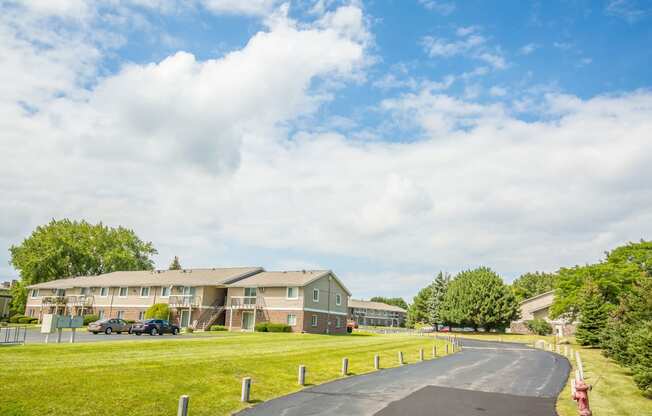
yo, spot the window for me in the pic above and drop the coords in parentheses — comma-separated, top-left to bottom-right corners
(138, 311, 145, 320)
(30, 289, 39, 298)
(118, 287, 128, 297)
(55, 289, 65, 297)
(116, 311, 124, 319)
(286, 287, 298, 299)
(335, 293, 341, 306)
(311, 315, 318, 327)
(287, 314, 297, 326)
(139, 287, 150, 297)
(161, 286, 170, 297)
(98, 309, 105, 319)
(99, 287, 109, 297)
(28, 309, 34, 317)
(312, 289, 319, 302)
(81, 287, 90, 296)
(336, 316, 342, 328)
(244, 287, 257, 297)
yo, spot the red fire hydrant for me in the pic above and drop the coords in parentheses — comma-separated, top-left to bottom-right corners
(572, 379, 592, 416)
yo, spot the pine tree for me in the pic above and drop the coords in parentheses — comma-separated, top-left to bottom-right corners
(169, 256, 182, 270)
(427, 271, 450, 328)
(576, 282, 611, 346)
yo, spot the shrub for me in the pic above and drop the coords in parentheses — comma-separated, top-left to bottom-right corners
(254, 322, 268, 332)
(209, 325, 227, 331)
(627, 322, 652, 394)
(145, 303, 170, 320)
(125, 319, 135, 324)
(183, 327, 194, 333)
(9, 315, 26, 323)
(29, 318, 39, 324)
(17, 317, 33, 324)
(83, 314, 99, 325)
(525, 319, 552, 336)
(266, 323, 291, 332)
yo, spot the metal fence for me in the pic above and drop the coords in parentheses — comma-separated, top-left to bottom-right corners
(0, 326, 27, 345)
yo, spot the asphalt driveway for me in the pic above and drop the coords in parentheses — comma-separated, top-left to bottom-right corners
(236, 338, 570, 416)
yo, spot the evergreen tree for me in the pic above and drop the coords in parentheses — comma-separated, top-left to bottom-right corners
(438, 267, 519, 331)
(427, 271, 450, 328)
(575, 282, 611, 346)
(169, 256, 182, 270)
(406, 283, 434, 327)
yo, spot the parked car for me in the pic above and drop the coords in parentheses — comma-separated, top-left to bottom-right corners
(130, 319, 180, 336)
(88, 318, 132, 335)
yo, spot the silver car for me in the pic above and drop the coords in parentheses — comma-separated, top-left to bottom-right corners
(87, 318, 131, 335)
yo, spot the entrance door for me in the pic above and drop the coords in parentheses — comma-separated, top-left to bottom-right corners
(242, 311, 254, 331)
(180, 310, 190, 328)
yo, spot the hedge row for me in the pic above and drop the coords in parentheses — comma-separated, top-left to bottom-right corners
(254, 322, 291, 332)
(208, 325, 227, 331)
(8, 315, 38, 324)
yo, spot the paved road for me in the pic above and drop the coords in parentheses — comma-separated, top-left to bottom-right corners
(236, 338, 570, 416)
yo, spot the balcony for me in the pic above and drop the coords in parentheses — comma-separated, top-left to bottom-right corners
(169, 295, 203, 308)
(41, 295, 94, 307)
(229, 296, 262, 309)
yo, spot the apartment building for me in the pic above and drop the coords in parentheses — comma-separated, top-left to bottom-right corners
(509, 291, 576, 336)
(348, 299, 407, 327)
(24, 267, 351, 333)
(226, 270, 350, 334)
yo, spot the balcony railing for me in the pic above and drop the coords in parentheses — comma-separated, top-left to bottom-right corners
(168, 295, 203, 308)
(229, 296, 262, 309)
(41, 295, 94, 307)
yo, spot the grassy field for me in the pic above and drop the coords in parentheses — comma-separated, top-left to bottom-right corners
(451, 332, 652, 415)
(0, 332, 451, 416)
(556, 341, 652, 416)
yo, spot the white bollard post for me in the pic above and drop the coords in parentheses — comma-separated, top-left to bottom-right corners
(398, 351, 404, 365)
(298, 365, 306, 386)
(342, 358, 349, 376)
(374, 354, 380, 370)
(241, 377, 251, 402)
(70, 328, 76, 344)
(575, 351, 584, 380)
(419, 348, 424, 361)
(177, 395, 189, 416)
(556, 344, 560, 354)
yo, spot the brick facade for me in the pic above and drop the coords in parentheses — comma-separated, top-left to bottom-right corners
(225, 309, 347, 334)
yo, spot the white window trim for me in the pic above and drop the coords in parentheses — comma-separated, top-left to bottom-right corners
(311, 315, 318, 327)
(286, 287, 299, 300)
(118, 287, 128, 298)
(336, 316, 342, 328)
(335, 293, 341, 306)
(116, 311, 125, 319)
(287, 314, 297, 326)
(312, 289, 319, 302)
(139, 287, 151, 298)
(30, 289, 40, 298)
(160, 287, 170, 298)
(99, 287, 109, 297)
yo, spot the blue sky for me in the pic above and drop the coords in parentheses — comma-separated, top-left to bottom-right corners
(1, 0, 651, 301)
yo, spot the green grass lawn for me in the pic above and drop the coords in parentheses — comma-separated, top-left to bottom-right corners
(0, 332, 451, 416)
(556, 341, 652, 416)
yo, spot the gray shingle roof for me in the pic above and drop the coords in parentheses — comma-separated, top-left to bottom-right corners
(27, 267, 263, 289)
(228, 270, 352, 295)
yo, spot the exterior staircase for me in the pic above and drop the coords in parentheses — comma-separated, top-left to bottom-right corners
(193, 301, 226, 330)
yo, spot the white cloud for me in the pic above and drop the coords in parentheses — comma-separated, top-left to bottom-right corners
(422, 27, 507, 70)
(519, 43, 538, 55)
(489, 86, 507, 96)
(200, 0, 282, 16)
(418, 0, 456, 15)
(605, 0, 649, 23)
